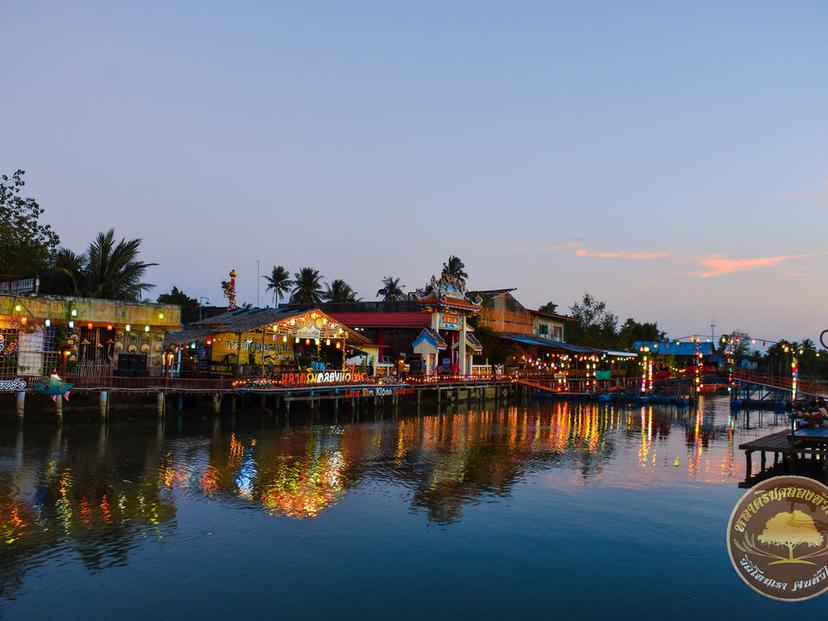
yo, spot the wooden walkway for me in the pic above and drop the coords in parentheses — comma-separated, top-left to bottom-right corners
(740, 429, 828, 483)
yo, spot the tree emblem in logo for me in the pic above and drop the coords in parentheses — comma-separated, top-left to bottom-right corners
(727, 476, 828, 601)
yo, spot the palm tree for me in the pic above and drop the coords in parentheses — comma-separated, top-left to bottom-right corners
(377, 275, 405, 301)
(441, 255, 468, 284)
(263, 265, 292, 307)
(82, 229, 156, 300)
(47, 248, 86, 296)
(290, 267, 323, 305)
(323, 279, 358, 303)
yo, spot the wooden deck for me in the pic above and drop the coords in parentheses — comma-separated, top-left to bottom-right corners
(740, 429, 828, 485)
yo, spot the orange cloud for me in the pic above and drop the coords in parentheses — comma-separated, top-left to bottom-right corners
(574, 248, 674, 260)
(786, 180, 828, 208)
(551, 239, 583, 251)
(693, 252, 823, 278)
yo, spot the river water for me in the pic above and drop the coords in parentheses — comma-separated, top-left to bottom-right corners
(0, 396, 822, 619)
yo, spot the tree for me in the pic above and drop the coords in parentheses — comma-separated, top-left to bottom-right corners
(263, 265, 292, 307)
(323, 279, 358, 303)
(40, 248, 85, 296)
(290, 267, 323, 305)
(377, 275, 405, 301)
(537, 301, 559, 315)
(41, 229, 156, 300)
(0, 170, 60, 275)
(82, 229, 156, 300)
(157, 286, 199, 311)
(441, 255, 468, 284)
(567, 293, 619, 348)
(617, 318, 666, 350)
(758, 510, 823, 564)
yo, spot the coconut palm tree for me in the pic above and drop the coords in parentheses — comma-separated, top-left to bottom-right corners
(290, 267, 323, 305)
(377, 275, 405, 301)
(81, 229, 156, 300)
(44, 248, 86, 296)
(441, 255, 468, 284)
(323, 279, 358, 303)
(263, 265, 292, 307)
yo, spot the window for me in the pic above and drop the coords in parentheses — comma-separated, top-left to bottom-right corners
(537, 324, 549, 336)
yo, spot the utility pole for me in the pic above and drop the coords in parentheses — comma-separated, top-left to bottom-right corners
(710, 319, 716, 348)
(256, 259, 261, 307)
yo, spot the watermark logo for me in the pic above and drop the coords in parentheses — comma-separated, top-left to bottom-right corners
(727, 476, 828, 601)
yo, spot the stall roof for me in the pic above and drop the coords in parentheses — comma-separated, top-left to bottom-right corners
(496, 333, 602, 354)
(632, 340, 716, 357)
(164, 307, 371, 347)
(604, 350, 639, 358)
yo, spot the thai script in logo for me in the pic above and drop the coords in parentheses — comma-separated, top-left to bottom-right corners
(727, 475, 828, 601)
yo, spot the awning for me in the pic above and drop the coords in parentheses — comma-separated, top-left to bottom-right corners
(495, 333, 602, 354)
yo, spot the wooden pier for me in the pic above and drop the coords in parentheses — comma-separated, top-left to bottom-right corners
(739, 428, 828, 486)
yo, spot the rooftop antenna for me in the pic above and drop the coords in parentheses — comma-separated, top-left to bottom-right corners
(710, 319, 716, 347)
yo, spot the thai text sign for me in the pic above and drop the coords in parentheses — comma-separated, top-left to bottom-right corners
(0, 378, 26, 391)
(439, 313, 462, 330)
(277, 365, 368, 386)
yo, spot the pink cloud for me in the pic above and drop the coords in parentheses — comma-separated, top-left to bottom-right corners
(786, 180, 828, 207)
(574, 248, 674, 260)
(551, 239, 583, 251)
(693, 252, 824, 278)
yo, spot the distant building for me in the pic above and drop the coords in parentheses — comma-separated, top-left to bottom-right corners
(472, 289, 568, 341)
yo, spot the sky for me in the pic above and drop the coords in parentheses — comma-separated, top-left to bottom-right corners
(2, 1, 827, 341)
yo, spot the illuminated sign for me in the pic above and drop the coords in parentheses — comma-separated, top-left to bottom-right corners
(296, 326, 321, 340)
(276, 365, 368, 386)
(0, 378, 26, 392)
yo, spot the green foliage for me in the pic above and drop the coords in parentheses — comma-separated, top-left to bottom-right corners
(157, 286, 199, 311)
(323, 279, 358, 303)
(0, 170, 60, 275)
(40, 229, 156, 300)
(263, 265, 292, 307)
(377, 275, 405, 301)
(537, 301, 559, 315)
(441, 255, 468, 284)
(616, 317, 666, 350)
(567, 293, 619, 349)
(290, 267, 323, 305)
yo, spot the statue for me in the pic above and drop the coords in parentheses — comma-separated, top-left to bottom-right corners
(222, 269, 238, 310)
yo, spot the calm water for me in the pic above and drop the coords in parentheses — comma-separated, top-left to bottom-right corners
(0, 397, 820, 619)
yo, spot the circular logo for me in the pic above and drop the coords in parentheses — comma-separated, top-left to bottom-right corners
(727, 476, 828, 601)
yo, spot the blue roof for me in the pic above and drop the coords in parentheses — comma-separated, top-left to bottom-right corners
(632, 340, 715, 357)
(497, 333, 601, 354)
(412, 328, 447, 350)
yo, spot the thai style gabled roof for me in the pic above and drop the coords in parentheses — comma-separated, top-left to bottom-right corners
(415, 274, 482, 313)
(412, 328, 448, 350)
(415, 293, 481, 312)
(452, 331, 482, 353)
(165, 307, 371, 347)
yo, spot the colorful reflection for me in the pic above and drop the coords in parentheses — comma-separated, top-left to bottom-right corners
(0, 397, 782, 599)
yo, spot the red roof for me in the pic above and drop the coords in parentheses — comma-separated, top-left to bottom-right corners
(327, 311, 432, 329)
(416, 294, 481, 311)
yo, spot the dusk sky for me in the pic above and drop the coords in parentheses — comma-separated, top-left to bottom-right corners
(3, 1, 827, 341)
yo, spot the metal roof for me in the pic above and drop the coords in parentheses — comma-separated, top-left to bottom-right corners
(165, 307, 371, 347)
(632, 340, 716, 356)
(496, 333, 602, 353)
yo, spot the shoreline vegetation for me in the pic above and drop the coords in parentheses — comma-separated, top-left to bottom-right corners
(2, 169, 826, 377)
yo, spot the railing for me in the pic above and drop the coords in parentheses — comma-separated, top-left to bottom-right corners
(733, 368, 828, 397)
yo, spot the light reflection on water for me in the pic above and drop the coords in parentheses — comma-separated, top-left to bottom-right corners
(0, 397, 814, 619)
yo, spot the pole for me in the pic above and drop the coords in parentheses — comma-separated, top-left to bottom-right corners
(256, 259, 261, 307)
